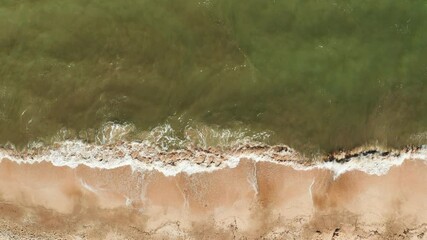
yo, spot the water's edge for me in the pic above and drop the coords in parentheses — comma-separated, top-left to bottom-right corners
(1, 139, 426, 178)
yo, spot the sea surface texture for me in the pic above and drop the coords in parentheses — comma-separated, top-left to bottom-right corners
(2, 0, 427, 154)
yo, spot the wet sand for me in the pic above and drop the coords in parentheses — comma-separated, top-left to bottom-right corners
(0, 157, 427, 239)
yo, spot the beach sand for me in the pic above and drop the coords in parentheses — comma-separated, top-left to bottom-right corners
(0, 156, 426, 239)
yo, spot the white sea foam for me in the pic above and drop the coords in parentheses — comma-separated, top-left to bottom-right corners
(0, 123, 426, 177)
(0, 139, 426, 178)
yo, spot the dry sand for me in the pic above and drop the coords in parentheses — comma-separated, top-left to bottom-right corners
(0, 155, 426, 239)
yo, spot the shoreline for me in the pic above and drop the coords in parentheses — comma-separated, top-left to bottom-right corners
(1, 140, 427, 177)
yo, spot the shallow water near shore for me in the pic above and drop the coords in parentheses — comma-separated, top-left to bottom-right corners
(2, 0, 427, 153)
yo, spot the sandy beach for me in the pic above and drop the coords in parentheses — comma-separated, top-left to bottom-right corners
(0, 150, 426, 239)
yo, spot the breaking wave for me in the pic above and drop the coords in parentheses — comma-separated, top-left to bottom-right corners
(1, 122, 427, 177)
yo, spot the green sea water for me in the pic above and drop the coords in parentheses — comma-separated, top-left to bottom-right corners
(1, 0, 427, 153)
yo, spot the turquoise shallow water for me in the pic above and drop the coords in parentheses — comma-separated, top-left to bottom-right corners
(1, 0, 427, 153)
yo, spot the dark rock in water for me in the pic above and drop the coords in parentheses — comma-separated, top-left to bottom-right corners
(362, 150, 378, 156)
(336, 157, 350, 164)
(380, 151, 390, 156)
(323, 148, 397, 164)
(325, 154, 335, 162)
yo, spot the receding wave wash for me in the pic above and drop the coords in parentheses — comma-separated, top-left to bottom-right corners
(1, 0, 427, 153)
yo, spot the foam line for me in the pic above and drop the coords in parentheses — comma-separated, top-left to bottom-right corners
(1, 140, 427, 177)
